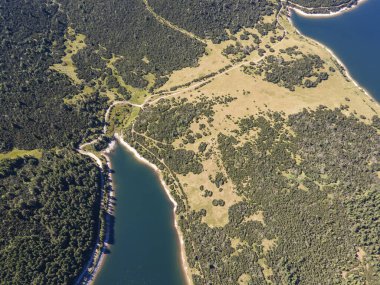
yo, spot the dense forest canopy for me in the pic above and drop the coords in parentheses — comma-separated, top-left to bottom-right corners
(0, 151, 101, 284)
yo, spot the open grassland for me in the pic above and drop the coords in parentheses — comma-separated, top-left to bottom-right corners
(0, 149, 42, 160)
(158, 21, 282, 93)
(157, 40, 232, 92)
(178, 154, 242, 227)
(191, 14, 379, 119)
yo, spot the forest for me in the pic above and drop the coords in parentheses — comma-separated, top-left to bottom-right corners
(0, 0, 220, 279)
(58, 0, 205, 84)
(0, 0, 107, 152)
(0, 151, 101, 284)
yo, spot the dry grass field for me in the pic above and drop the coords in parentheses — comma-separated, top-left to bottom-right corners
(146, 12, 380, 230)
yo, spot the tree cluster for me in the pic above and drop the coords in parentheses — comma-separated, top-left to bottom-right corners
(244, 53, 329, 91)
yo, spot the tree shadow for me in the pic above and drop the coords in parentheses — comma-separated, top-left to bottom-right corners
(105, 212, 116, 246)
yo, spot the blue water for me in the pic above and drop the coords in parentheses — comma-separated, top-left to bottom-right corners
(291, 0, 380, 101)
(94, 142, 186, 285)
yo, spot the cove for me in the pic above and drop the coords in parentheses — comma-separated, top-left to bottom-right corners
(94, 141, 186, 285)
(291, 0, 380, 101)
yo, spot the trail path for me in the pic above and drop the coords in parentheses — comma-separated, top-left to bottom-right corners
(142, 0, 206, 44)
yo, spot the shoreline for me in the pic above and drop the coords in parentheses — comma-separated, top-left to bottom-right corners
(76, 140, 117, 285)
(87, 141, 117, 284)
(287, 5, 376, 103)
(288, 0, 367, 18)
(78, 132, 192, 285)
(114, 133, 193, 285)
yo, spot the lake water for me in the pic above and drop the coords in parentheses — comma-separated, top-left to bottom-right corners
(291, 0, 380, 101)
(94, 142, 186, 285)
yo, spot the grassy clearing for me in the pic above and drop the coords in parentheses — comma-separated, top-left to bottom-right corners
(262, 238, 277, 255)
(0, 149, 42, 160)
(198, 54, 378, 121)
(178, 153, 242, 227)
(238, 273, 253, 285)
(258, 258, 274, 283)
(169, 13, 379, 119)
(125, 107, 141, 128)
(50, 27, 86, 85)
(158, 21, 280, 93)
(64, 85, 95, 105)
(81, 144, 108, 165)
(157, 40, 231, 92)
(245, 211, 265, 225)
(107, 104, 137, 136)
